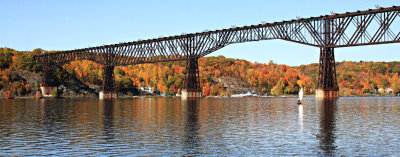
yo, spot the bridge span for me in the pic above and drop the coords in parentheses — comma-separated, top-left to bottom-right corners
(34, 6, 400, 99)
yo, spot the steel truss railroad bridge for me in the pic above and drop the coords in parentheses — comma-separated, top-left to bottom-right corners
(34, 6, 400, 99)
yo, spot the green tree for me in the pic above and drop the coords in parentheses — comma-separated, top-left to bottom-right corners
(392, 74, 400, 94)
(139, 77, 145, 87)
(0, 50, 13, 70)
(13, 53, 40, 72)
(392, 80, 400, 94)
(271, 79, 284, 96)
(32, 48, 43, 56)
(116, 77, 138, 95)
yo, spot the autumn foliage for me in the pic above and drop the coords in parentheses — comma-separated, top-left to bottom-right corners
(1, 47, 400, 96)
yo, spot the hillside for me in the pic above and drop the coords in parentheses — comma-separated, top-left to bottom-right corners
(1, 47, 399, 97)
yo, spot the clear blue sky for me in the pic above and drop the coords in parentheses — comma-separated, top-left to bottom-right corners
(1, 0, 400, 66)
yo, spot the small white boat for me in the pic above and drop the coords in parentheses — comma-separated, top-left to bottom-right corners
(297, 88, 303, 105)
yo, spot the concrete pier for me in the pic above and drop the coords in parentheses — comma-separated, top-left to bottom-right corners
(99, 91, 118, 99)
(181, 90, 202, 100)
(40, 87, 58, 97)
(315, 89, 339, 99)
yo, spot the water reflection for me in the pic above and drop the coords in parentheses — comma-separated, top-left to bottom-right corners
(298, 105, 303, 131)
(1, 97, 400, 156)
(40, 99, 69, 137)
(317, 99, 338, 156)
(181, 99, 201, 156)
(99, 100, 114, 143)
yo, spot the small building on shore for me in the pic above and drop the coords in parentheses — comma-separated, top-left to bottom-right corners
(140, 86, 152, 93)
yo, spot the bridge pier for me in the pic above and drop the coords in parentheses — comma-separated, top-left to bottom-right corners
(181, 58, 202, 100)
(316, 47, 339, 99)
(40, 60, 58, 97)
(100, 65, 117, 99)
(40, 87, 58, 98)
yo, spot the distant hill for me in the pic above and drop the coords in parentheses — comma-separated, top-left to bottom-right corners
(1, 48, 399, 97)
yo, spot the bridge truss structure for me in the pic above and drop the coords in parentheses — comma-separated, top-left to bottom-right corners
(34, 6, 400, 97)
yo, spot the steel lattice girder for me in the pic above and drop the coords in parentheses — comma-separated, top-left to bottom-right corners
(103, 66, 115, 92)
(317, 47, 338, 89)
(184, 58, 201, 92)
(33, 6, 400, 66)
(37, 56, 58, 86)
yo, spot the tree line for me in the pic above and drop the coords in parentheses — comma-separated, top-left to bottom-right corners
(1, 47, 399, 96)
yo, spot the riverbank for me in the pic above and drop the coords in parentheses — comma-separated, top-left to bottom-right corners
(2, 94, 399, 99)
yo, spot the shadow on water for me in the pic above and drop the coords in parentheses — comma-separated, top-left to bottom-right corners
(181, 99, 201, 156)
(316, 98, 338, 156)
(99, 99, 114, 144)
(39, 99, 69, 137)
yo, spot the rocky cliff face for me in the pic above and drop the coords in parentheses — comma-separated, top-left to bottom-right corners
(14, 68, 41, 85)
(215, 77, 257, 94)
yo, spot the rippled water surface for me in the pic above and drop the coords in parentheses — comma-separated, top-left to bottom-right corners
(0, 97, 399, 156)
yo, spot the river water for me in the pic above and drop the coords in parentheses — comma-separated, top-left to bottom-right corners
(0, 97, 399, 156)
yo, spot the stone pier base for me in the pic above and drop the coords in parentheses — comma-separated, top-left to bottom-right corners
(181, 90, 202, 100)
(315, 89, 339, 99)
(40, 87, 58, 97)
(99, 91, 118, 99)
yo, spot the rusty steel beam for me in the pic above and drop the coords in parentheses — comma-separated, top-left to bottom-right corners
(32, 6, 400, 96)
(317, 47, 338, 90)
(37, 56, 58, 87)
(33, 6, 400, 67)
(184, 58, 201, 92)
(103, 66, 115, 92)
